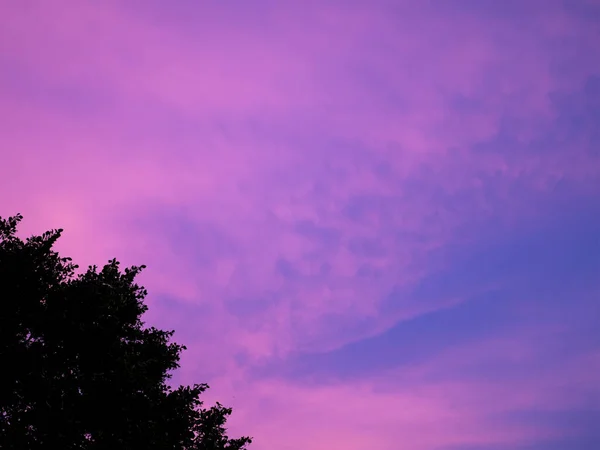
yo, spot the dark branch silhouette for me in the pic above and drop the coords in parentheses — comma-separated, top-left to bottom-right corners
(0, 214, 252, 450)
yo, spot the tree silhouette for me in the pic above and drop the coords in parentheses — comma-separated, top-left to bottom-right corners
(0, 214, 251, 450)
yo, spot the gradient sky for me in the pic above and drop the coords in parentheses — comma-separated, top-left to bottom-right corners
(1, 1, 600, 449)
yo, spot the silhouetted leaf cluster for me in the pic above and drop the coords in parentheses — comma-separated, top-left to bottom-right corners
(0, 214, 251, 450)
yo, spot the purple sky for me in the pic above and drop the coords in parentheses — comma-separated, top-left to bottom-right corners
(1, 1, 600, 449)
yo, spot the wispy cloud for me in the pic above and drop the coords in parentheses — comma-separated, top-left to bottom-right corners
(1, 0, 599, 448)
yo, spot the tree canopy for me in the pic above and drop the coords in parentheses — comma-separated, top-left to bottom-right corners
(0, 214, 252, 450)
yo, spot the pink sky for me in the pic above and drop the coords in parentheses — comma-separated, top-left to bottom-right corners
(1, 1, 600, 449)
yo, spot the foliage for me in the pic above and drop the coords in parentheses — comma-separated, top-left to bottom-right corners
(0, 214, 251, 450)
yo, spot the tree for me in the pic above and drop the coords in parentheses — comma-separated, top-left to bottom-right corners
(0, 214, 252, 450)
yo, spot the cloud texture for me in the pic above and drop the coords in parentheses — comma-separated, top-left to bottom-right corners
(1, 1, 599, 448)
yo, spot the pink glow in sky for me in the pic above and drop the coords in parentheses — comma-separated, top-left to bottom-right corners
(1, 1, 600, 449)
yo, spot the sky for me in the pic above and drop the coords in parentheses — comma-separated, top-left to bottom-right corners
(1, 1, 599, 449)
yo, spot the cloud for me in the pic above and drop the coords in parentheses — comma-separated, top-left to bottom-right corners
(1, 0, 599, 449)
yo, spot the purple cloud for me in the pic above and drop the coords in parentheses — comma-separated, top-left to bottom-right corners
(1, 0, 599, 448)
